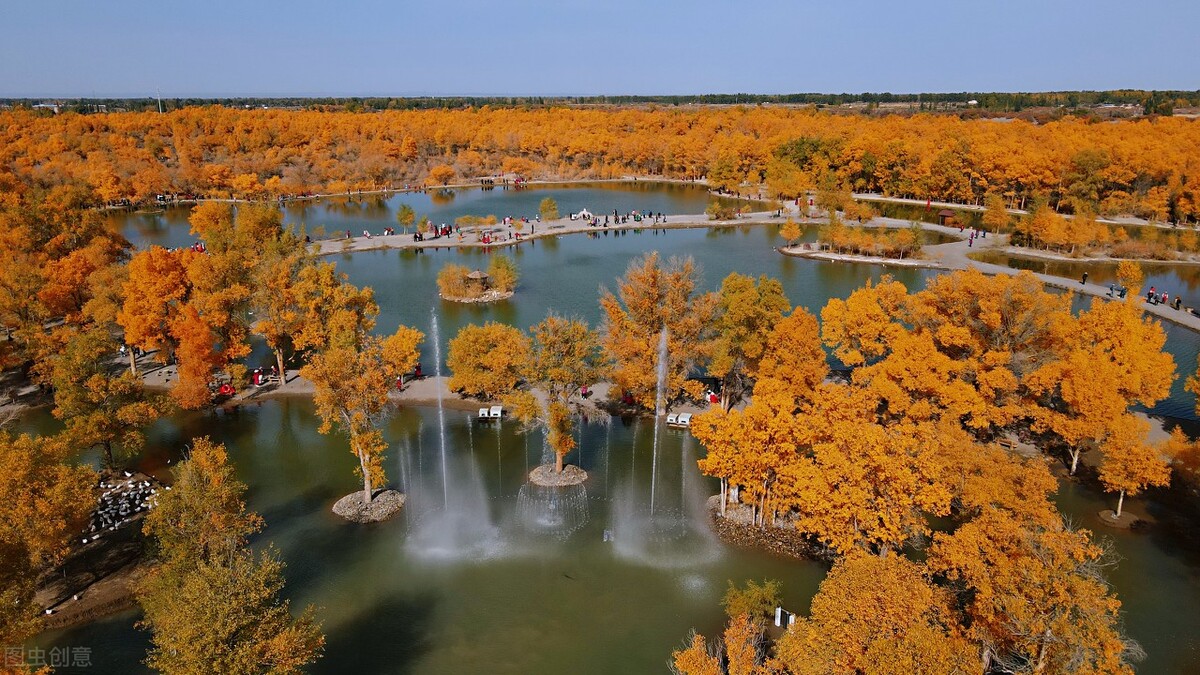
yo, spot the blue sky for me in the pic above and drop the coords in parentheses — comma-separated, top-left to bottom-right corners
(2, 0, 1196, 97)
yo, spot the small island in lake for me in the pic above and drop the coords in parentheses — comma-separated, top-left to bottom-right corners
(437, 255, 518, 303)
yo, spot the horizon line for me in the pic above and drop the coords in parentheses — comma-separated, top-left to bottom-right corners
(2, 88, 1198, 101)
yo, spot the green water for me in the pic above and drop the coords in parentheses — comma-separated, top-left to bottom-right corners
(34, 184, 1200, 673)
(32, 401, 829, 675)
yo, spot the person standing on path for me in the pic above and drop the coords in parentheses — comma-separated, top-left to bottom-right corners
(1081, 272, 1088, 285)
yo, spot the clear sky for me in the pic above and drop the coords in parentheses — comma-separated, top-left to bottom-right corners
(2, 0, 1197, 97)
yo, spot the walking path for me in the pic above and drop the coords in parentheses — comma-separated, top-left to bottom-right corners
(312, 211, 747, 256)
(783, 215, 1200, 332)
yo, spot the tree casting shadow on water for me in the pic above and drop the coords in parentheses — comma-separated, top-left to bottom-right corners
(312, 594, 437, 675)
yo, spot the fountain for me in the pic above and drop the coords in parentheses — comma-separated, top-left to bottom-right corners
(406, 310, 502, 559)
(611, 327, 719, 567)
(649, 328, 668, 513)
(515, 426, 590, 538)
(516, 481, 590, 538)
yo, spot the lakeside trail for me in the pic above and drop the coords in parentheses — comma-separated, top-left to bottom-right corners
(312, 210, 734, 255)
(781, 214, 1200, 333)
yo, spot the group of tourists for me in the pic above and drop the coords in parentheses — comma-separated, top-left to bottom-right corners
(577, 210, 669, 228)
(966, 227, 986, 247)
(251, 365, 280, 387)
(1146, 286, 1184, 310)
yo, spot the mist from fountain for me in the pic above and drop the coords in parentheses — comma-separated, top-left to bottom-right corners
(516, 481, 589, 539)
(611, 326, 718, 567)
(406, 310, 501, 560)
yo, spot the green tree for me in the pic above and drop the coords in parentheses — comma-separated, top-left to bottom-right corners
(487, 254, 519, 293)
(396, 203, 416, 233)
(48, 327, 168, 467)
(138, 437, 323, 674)
(709, 273, 791, 410)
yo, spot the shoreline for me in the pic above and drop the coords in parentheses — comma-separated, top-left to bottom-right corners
(105, 176, 766, 212)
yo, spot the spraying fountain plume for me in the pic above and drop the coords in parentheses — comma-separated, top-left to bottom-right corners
(611, 326, 718, 567)
(406, 310, 502, 560)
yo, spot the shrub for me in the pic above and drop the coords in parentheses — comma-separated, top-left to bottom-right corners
(437, 263, 475, 299)
(488, 255, 519, 292)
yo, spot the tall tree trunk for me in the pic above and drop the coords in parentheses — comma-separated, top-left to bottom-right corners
(275, 348, 286, 384)
(555, 450, 564, 473)
(128, 349, 138, 377)
(1033, 628, 1053, 673)
(759, 484, 768, 530)
(1069, 447, 1081, 475)
(719, 478, 728, 516)
(356, 442, 372, 504)
(1115, 490, 1126, 518)
(103, 440, 114, 469)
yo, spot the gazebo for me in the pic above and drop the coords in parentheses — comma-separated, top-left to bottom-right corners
(937, 209, 957, 226)
(466, 269, 490, 290)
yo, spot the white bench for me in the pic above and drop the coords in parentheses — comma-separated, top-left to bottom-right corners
(668, 413, 692, 428)
(478, 407, 490, 419)
(488, 405, 504, 419)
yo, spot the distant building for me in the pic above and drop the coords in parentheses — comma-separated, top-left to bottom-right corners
(32, 103, 60, 113)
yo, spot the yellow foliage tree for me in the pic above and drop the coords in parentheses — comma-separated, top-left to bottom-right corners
(1097, 414, 1172, 517)
(599, 252, 717, 409)
(929, 512, 1142, 674)
(0, 432, 94, 646)
(709, 273, 790, 410)
(776, 553, 976, 675)
(301, 326, 423, 504)
(446, 322, 531, 399)
(778, 218, 801, 247)
(487, 254, 519, 293)
(428, 164, 456, 186)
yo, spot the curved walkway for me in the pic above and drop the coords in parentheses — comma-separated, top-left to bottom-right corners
(921, 223, 1200, 332)
(312, 211, 724, 255)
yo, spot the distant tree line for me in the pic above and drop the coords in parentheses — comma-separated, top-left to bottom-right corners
(3, 89, 1198, 115)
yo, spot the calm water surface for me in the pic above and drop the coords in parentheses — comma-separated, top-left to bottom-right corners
(109, 182, 746, 251)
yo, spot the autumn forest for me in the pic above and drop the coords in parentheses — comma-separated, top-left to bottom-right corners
(3, 102, 1200, 675)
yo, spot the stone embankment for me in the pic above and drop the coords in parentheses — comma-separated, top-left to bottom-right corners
(705, 496, 829, 561)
